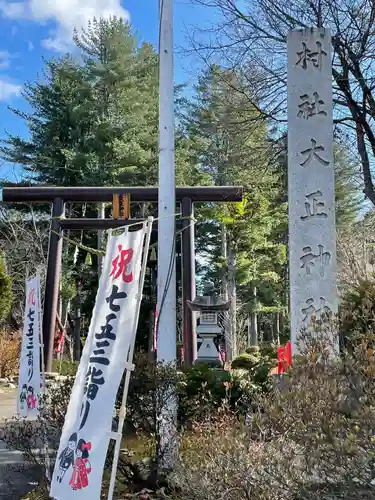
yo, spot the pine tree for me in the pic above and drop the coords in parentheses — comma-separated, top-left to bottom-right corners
(188, 65, 288, 351)
(1, 57, 94, 185)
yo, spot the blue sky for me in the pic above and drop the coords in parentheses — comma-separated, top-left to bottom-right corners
(0, 0, 213, 181)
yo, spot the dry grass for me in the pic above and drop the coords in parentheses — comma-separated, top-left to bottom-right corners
(0, 330, 20, 378)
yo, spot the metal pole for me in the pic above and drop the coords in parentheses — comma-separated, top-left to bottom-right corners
(107, 218, 153, 500)
(157, 0, 177, 469)
(181, 197, 196, 366)
(43, 198, 64, 372)
(157, 0, 176, 365)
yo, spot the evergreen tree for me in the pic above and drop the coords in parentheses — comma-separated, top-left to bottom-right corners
(1, 57, 93, 185)
(188, 65, 288, 339)
(334, 145, 363, 228)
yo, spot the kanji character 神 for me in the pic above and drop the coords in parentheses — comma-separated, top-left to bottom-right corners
(300, 245, 331, 277)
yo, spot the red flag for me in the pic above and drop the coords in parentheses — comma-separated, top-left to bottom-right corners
(278, 341, 292, 374)
(277, 346, 285, 374)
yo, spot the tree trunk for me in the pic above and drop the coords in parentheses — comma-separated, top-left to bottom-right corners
(228, 247, 237, 359)
(221, 224, 231, 360)
(250, 285, 258, 346)
(73, 303, 81, 362)
(274, 312, 280, 345)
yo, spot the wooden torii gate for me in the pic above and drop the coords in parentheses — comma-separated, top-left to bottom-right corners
(2, 185, 243, 371)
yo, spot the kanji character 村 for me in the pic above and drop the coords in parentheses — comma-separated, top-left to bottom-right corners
(296, 40, 327, 70)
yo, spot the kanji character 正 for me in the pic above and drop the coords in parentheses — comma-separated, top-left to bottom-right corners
(300, 190, 328, 221)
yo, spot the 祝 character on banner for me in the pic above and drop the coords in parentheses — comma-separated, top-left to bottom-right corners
(50, 222, 152, 500)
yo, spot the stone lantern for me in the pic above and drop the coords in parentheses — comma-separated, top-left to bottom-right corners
(187, 281, 230, 366)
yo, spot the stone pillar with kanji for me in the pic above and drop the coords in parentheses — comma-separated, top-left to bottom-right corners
(288, 28, 338, 352)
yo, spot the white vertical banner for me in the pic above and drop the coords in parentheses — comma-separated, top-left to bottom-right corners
(288, 28, 337, 352)
(18, 274, 42, 419)
(50, 223, 149, 500)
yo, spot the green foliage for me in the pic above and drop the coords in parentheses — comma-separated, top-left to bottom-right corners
(0, 253, 13, 321)
(259, 343, 278, 359)
(118, 353, 270, 434)
(231, 349, 275, 388)
(231, 353, 260, 370)
(51, 359, 79, 376)
(334, 144, 363, 228)
(59, 273, 77, 302)
(189, 65, 288, 314)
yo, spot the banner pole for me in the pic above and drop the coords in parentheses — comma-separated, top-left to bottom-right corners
(34, 267, 51, 481)
(107, 217, 153, 500)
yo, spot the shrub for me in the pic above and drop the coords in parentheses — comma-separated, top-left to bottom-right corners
(0, 330, 20, 377)
(51, 359, 79, 377)
(231, 352, 260, 370)
(0, 253, 13, 321)
(245, 345, 261, 355)
(340, 279, 375, 345)
(259, 343, 278, 359)
(171, 329, 375, 499)
(231, 349, 276, 391)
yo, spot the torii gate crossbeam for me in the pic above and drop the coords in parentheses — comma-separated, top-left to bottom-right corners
(3, 185, 243, 370)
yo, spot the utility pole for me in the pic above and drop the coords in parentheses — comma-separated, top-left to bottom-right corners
(157, 0, 176, 365)
(157, 0, 176, 363)
(157, 0, 177, 467)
